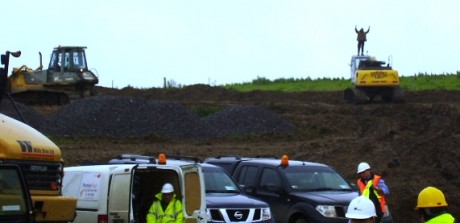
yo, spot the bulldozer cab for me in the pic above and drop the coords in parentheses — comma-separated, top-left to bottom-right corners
(49, 46, 88, 72)
(46, 46, 98, 85)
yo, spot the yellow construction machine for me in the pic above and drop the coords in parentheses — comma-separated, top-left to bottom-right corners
(344, 55, 405, 103)
(7, 46, 98, 105)
(1, 49, 77, 222)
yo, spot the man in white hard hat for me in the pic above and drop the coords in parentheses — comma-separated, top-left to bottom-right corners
(356, 162, 390, 223)
(346, 196, 376, 222)
(147, 183, 184, 223)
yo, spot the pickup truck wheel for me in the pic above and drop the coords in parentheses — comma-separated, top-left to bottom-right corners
(295, 217, 308, 223)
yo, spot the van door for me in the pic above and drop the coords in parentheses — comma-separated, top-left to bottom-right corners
(108, 166, 133, 223)
(180, 164, 207, 223)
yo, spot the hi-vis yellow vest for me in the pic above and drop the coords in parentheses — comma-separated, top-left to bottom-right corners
(357, 175, 387, 213)
(147, 193, 184, 223)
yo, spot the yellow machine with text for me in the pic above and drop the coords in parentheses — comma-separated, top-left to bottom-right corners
(344, 55, 405, 103)
(1, 50, 77, 222)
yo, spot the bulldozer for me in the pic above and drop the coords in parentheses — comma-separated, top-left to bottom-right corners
(6, 46, 99, 105)
(344, 55, 405, 104)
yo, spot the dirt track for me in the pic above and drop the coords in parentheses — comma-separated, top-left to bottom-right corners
(37, 86, 460, 221)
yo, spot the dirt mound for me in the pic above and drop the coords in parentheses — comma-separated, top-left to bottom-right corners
(204, 105, 294, 137)
(3, 85, 460, 221)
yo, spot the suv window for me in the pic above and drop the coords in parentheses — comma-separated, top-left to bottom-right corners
(260, 168, 281, 188)
(236, 165, 258, 188)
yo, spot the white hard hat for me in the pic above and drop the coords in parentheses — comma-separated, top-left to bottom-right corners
(346, 196, 376, 219)
(161, 183, 174, 193)
(357, 162, 371, 173)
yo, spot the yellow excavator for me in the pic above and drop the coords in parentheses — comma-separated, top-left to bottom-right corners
(344, 55, 405, 104)
(6, 46, 99, 105)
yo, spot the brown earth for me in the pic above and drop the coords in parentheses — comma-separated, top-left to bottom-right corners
(47, 86, 460, 222)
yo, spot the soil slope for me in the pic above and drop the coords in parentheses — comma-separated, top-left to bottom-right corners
(5, 85, 460, 221)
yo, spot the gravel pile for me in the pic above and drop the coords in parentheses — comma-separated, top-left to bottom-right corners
(2, 95, 294, 139)
(0, 99, 46, 129)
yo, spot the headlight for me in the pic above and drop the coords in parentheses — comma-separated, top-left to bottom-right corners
(315, 205, 337, 217)
(205, 209, 212, 222)
(82, 71, 96, 80)
(261, 207, 272, 220)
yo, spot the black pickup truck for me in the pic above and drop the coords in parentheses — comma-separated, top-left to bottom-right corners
(205, 156, 358, 223)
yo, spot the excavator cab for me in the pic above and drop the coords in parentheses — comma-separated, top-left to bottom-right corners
(7, 46, 99, 105)
(350, 55, 371, 85)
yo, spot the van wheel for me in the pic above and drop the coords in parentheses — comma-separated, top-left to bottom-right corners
(295, 217, 308, 223)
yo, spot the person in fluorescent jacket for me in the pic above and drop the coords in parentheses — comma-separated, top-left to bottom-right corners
(147, 183, 184, 223)
(356, 162, 389, 223)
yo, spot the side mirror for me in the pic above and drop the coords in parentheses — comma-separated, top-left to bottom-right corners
(1, 51, 21, 65)
(10, 51, 21, 58)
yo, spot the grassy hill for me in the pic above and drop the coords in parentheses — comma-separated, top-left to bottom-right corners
(224, 73, 460, 92)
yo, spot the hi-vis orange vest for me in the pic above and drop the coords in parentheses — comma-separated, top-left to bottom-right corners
(357, 175, 387, 213)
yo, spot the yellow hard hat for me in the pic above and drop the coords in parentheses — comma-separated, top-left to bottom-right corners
(415, 186, 448, 210)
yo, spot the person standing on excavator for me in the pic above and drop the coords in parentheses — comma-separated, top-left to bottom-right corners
(356, 162, 389, 223)
(355, 26, 370, 56)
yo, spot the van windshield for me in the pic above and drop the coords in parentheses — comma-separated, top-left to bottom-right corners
(284, 166, 353, 192)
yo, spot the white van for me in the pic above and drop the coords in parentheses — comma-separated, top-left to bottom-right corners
(62, 159, 207, 223)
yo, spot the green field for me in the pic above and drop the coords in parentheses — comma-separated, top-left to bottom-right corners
(224, 73, 460, 92)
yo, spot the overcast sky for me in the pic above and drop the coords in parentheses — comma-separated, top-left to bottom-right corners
(3, 0, 460, 88)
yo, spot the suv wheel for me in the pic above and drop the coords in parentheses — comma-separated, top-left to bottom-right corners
(295, 217, 308, 223)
